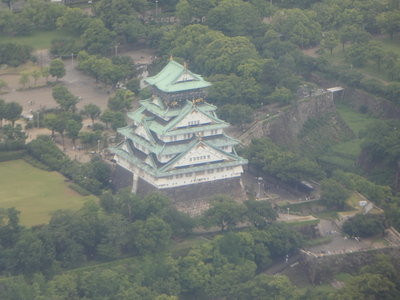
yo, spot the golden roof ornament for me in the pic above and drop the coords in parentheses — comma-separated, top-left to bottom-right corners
(197, 132, 203, 140)
(141, 114, 146, 121)
(170, 55, 173, 61)
(183, 61, 187, 69)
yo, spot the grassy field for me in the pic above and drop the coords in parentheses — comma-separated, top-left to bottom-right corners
(318, 104, 378, 169)
(0, 159, 97, 227)
(336, 104, 377, 135)
(0, 29, 79, 50)
(324, 33, 400, 83)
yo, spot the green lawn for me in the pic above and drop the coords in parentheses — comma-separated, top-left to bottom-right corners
(323, 33, 400, 83)
(0, 159, 97, 227)
(0, 29, 79, 50)
(336, 104, 376, 135)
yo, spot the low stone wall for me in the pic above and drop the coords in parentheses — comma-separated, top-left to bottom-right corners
(137, 176, 247, 216)
(300, 246, 400, 284)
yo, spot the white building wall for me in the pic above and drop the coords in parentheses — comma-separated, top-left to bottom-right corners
(116, 154, 243, 189)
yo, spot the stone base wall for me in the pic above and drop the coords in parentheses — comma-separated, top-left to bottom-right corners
(310, 73, 400, 122)
(111, 165, 247, 215)
(136, 176, 247, 216)
(110, 164, 133, 191)
(300, 246, 400, 285)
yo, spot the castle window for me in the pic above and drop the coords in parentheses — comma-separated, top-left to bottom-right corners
(216, 167, 224, 172)
(169, 135, 177, 142)
(188, 120, 200, 126)
(167, 176, 174, 180)
(207, 169, 214, 174)
(186, 172, 192, 177)
(176, 174, 183, 179)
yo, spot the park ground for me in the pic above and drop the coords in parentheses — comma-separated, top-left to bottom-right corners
(0, 45, 157, 162)
(0, 159, 97, 226)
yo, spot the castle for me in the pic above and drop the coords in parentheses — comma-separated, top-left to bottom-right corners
(110, 60, 247, 214)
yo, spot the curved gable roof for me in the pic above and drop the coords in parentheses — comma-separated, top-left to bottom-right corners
(145, 60, 211, 93)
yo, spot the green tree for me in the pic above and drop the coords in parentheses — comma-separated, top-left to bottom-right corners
(30, 69, 41, 86)
(66, 119, 82, 145)
(0, 7, 14, 33)
(100, 109, 115, 128)
(81, 19, 116, 55)
(179, 249, 212, 298)
(322, 30, 339, 56)
(176, 0, 192, 25)
(125, 78, 140, 95)
(0, 98, 5, 128)
(271, 8, 322, 47)
(360, 254, 399, 284)
(1, 0, 17, 10)
(244, 200, 278, 228)
(163, 206, 196, 235)
(19, 71, 30, 89)
(111, 111, 127, 130)
(108, 89, 134, 112)
(53, 114, 69, 144)
(52, 85, 78, 111)
(56, 7, 91, 35)
(0, 78, 7, 92)
(49, 58, 66, 82)
(336, 273, 399, 299)
(206, 0, 263, 37)
(81, 103, 101, 125)
(4, 101, 22, 127)
(78, 130, 102, 149)
(9, 231, 44, 275)
(196, 36, 259, 76)
(112, 14, 145, 44)
(202, 194, 247, 231)
(41, 66, 50, 83)
(267, 86, 296, 106)
(343, 214, 383, 237)
(236, 274, 300, 300)
(321, 178, 350, 209)
(345, 43, 368, 67)
(218, 104, 254, 129)
(377, 11, 400, 41)
(97, 213, 129, 258)
(44, 113, 58, 137)
(130, 216, 172, 255)
(367, 40, 385, 71)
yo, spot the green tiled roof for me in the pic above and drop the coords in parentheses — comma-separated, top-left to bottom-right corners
(145, 60, 211, 93)
(110, 139, 247, 177)
(129, 99, 217, 121)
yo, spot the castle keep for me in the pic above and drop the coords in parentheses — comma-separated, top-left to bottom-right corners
(110, 60, 247, 214)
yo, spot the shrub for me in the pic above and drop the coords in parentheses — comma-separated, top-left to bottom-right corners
(92, 123, 105, 131)
(68, 183, 91, 196)
(23, 154, 51, 171)
(343, 214, 383, 237)
(0, 150, 26, 162)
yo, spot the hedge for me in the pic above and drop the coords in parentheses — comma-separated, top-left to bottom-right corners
(68, 183, 91, 196)
(0, 150, 26, 162)
(22, 155, 52, 171)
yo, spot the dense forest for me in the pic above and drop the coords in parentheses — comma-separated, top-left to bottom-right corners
(1, 0, 400, 299)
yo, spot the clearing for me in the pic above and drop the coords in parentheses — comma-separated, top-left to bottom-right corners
(0, 159, 97, 227)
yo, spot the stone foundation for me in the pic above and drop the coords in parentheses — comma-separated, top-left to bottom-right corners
(136, 176, 247, 216)
(300, 246, 400, 285)
(111, 165, 247, 215)
(110, 164, 133, 191)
